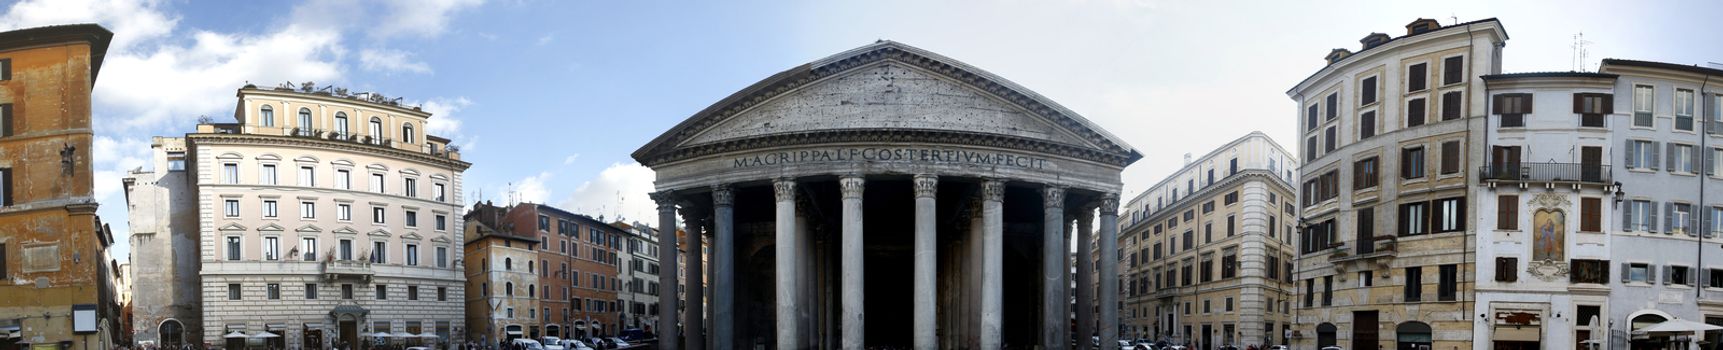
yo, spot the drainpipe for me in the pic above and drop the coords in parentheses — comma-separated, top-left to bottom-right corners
(1697, 74, 1710, 301)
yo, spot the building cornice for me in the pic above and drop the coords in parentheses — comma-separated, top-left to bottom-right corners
(239, 87, 433, 118)
(644, 128, 1135, 168)
(1289, 19, 1507, 96)
(186, 132, 471, 170)
(0, 24, 112, 85)
(1121, 170, 1292, 237)
(633, 41, 1141, 167)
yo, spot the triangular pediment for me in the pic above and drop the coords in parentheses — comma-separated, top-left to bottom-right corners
(430, 235, 451, 243)
(633, 41, 1141, 167)
(367, 229, 391, 237)
(257, 223, 285, 232)
(296, 224, 323, 233)
(401, 232, 423, 240)
(218, 223, 248, 231)
(680, 62, 1091, 147)
(333, 226, 358, 235)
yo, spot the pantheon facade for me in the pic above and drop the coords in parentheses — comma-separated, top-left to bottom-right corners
(633, 41, 1140, 350)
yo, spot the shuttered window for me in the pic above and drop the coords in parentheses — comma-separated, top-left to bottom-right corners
(1360, 111, 1377, 139)
(1442, 91, 1463, 120)
(1495, 93, 1531, 127)
(1408, 98, 1427, 127)
(1575, 93, 1612, 127)
(1441, 141, 1461, 174)
(1361, 76, 1378, 105)
(1408, 63, 1428, 92)
(1442, 56, 1465, 85)
(1495, 257, 1518, 282)
(1580, 198, 1602, 232)
(1326, 93, 1339, 120)
(1353, 157, 1379, 190)
(1402, 146, 1426, 179)
(1, 104, 12, 137)
(1497, 195, 1519, 230)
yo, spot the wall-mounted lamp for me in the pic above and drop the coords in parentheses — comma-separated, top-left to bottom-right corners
(1612, 182, 1625, 209)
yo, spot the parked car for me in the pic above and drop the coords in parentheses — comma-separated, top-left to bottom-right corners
(559, 340, 593, 350)
(539, 337, 564, 350)
(510, 339, 545, 350)
(406, 347, 431, 350)
(606, 337, 630, 348)
(1132, 343, 1157, 350)
(1320, 346, 1345, 350)
(1116, 340, 1135, 350)
(1268, 345, 1289, 350)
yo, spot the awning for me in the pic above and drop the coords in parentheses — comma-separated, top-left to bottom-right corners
(249, 332, 280, 339)
(505, 329, 522, 335)
(1637, 319, 1723, 334)
(0, 325, 19, 339)
(224, 331, 250, 339)
(1494, 326, 1540, 342)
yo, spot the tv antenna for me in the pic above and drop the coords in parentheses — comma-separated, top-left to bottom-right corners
(1572, 32, 1592, 72)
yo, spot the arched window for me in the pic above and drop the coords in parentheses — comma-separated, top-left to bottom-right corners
(334, 112, 349, 135)
(1396, 322, 1432, 350)
(505, 282, 514, 296)
(369, 117, 384, 139)
(298, 108, 313, 130)
(1316, 323, 1337, 348)
(260, 105, 275, 127)
(504, 258, 512, 270)
(402, 122, 416, 144)
(528, 285, 536, 298)
(159, 319, 184, 348)
(528, 261, 534, 273)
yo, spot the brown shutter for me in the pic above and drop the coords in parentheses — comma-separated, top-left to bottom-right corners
(1, 104, 11, 137)
(1494, 94, 1507, 114)
(1603, 94, 1616, 113)
(2, 168, 11, 207)
(0, 243, 6, 279)
(1522, 93, 1533, 113)
(1581, 198, 1601, 232)
(1442, 141, 1460, 174)
(1574, 93, 1585, 114)
(1498, 195, 1517, 230)
(1, 59, 10, 80)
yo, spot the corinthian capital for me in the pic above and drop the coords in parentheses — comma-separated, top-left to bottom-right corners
(711, 185, 734, 207)
(982, 179, 1005, 202)
(840, 176, 866, 199)
(773, 178, 798, 202)
(1043, 186, 1065, 209)
(1099, 192, 1120, 215)
(913, 174, 939, 199)
(649, 191, 678, 211)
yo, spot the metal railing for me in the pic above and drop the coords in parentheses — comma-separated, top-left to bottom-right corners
(1478, 162, 1611, 184)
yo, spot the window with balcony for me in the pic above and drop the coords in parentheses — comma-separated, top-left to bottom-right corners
(369, 117, 383, 139)
(1495, 93, 1531, 127)
(1678, 88, 1696, 131)
(403, 122, 416, 144)
(334, 112, 349, 136)
(1634, 85, 1655, 127)
(339, 239, 352, 260)
(372, 241, 387, 264)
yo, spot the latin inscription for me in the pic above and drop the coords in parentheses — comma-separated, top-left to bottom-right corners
(731, 147, 1051, 170)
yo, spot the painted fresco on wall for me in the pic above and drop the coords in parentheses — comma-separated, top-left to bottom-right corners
(1533, 209, 1565, 261)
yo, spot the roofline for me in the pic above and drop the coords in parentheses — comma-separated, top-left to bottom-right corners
(1288, 18, 1506, 95)
(238, 86, 434, 119)
(0, 24, 113, 86)
(1480, 72, 1619, 80)
(1600, 59, 1723, 78)
(528, 203, 632, 232)
(1125, 132, 1292, 206)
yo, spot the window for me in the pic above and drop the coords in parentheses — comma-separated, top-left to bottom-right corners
(438, 287, 447, 301)
(1222, 251, 1238, 278)
(406, 244, 419, 266)
(224, 200, 240, 217)
(1442, 56, 1464, 85)
(1672, 203, 1694, 235)
(296, 108, 313, 132)
(1634, 85, 1655, 127)
(1712, 269, 1723, 288)
(267, 283, 281, 300)
(1326, 93, 1339, 120)
(1404, 266, 1423, 302)
(1305, 136, 1317, 161)
(1361, 76, 1378, 105)
(222, 164, 238, 184)
(301, 201, 315, 219)
(373, 207, 386, 224)
(1493, 257, 1519, 283)
(406, 210, 418, 227)
(1322, 275, 1333, 306)
(1407, 98, 1427, 127)
(1627, 140, 1659, 170)
(403, 123, 416, 144)
(1497, 195, 1518, 230)
(408, 285, 419, 300)
(1226, 216, 1236, 236)
(436, 215, 447, 231)
(1580, 198, 1602, 232)
(260, 164, 277, 185)
(437, 247, 448, 268)
(1669, 265, 1692, 286)
(539, 215, 550, 231)
(1307, 104, 1319, 131)
(337, 204, 352, 221)
(1300, 219, 1334, 255)
(370, 173, 385, 194)
(1627, 263, 1651, 283)
(0, 243, 7, 280)
(1441, 91, 1463, 120)
(376, 285, 388, 300)
(1677, 89, 1696, 131)
(1673, 144, 1697, 174)
(1575, 93, 1611, 127)
(1495, 93, 1531, 127)
(301, 237, 317, 261)
(1402, 146, 1426, 179)
(1324, 126, 1337, 153)
(1571, 259, 1608, 284)
(228, 284, 242, 300)
(298, 166, 314, 187)
(225, 237, 241, 260)
(1360, 111, 1376, 139)
(263, 237, 279, 261)
(339, 239, 352, 260)
(342, 284, 354, 299)
(1408, 63, 1428, 92)
(1354, 157, 1379, 190)
(372, 241, 387, 264)
(260, 105, 275, 127)
(405, 178, 417, 197)
(1303, 279, 1314, 307)
(435, 183, 446, 202)
(334, 112, 349, 135)
(1712, 207, 1723, 237)
(336, 170, 351, 189)
(369, 117, 383, 139)
(262, 200, 278, 217)
(305, 283, 318, 299)
(1358, 271, 1373, 287)
(1440, 141, 1460, 174)
(1400, 202, 1428, 236)
(1434, 197, 1465, 232)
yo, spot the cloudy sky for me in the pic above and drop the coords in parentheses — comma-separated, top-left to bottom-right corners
(5, 0, 1718, 260)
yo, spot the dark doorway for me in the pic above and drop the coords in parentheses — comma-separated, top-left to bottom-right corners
(1396, 321, 1431, 350)
(160, 320, 185, 349)
(1581, 146, 1603, 182)
(339, 320, 357, 350)
(1353, 311, 1379, 350)
(1316, 323, 1337, 349)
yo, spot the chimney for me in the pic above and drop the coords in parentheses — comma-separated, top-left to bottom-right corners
(1183, 153, 1193, 166)
(1406, 18, 1441, 35)
(1360, 33, 1391, 50)
(1325, 48, 1353, 65)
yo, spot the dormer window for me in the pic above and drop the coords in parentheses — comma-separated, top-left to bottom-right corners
(1406, 18, 1441, 35)
(1360, 33, 1390, 50)
(1325, 49, 1352, 65)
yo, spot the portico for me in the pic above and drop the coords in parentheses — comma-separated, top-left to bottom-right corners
(633, 41, 1140, 350)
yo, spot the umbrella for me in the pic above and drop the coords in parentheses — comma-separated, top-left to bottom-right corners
(392, 332, 417, 338)
(250, 331, 281, 339)
(224, 332, 249, 339)
(418, 333, 439, 339)
(370, 332, 394, 338)
(1636, 319, 1723, 334)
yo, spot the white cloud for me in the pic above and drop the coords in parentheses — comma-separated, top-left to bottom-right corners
(420, 97, 471, 136)
(501, 172, 553, 205)
(0, 0, 176, 52)
(359, 48, 432, 74)
(536, 33, 555, 46)
(562, 154, 581, 165)
(557, 163, 657, 224)
(92, 136, 152, 201)
(372, 0, 485, 40)
(98, 26, 346, 131)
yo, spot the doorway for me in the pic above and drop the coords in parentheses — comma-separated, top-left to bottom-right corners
(1353, 311, 1379, 350)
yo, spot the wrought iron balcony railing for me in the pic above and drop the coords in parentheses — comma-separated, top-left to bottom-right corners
(1478, 162, 1611, 184)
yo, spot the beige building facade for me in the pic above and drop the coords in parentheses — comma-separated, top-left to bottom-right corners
(1116, 132, 1299, 348)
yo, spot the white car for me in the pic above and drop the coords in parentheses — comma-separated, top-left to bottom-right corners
(1116, 340, 1135, 350)
(1320, 346, 1345, 350)
(560, 340, 593, 350)
(1268, 346, 1289, 350)
(606, 337, 630, 347)
(510, 339, 545, 350)
(406, 347, 431, 350)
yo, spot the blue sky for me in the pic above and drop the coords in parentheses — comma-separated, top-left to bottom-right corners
(2, 0, 1718, 261)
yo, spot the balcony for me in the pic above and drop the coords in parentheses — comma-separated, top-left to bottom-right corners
(1479, 162, 1611, 184)
(322, 260, 375, 281)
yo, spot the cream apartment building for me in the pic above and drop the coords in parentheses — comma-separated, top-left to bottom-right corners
(128, 83, 472, 350)
(1117, 132, 1299, 348)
